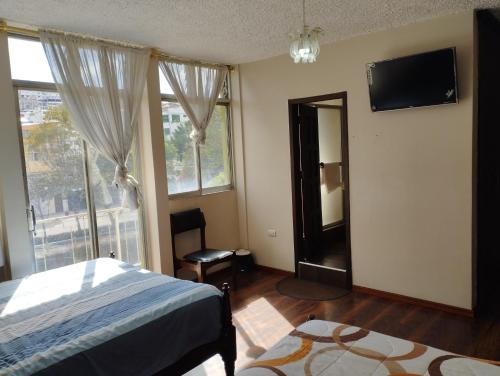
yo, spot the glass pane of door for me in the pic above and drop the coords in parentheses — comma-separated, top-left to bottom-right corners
(87, 145, 144, 265)
(18, 89, 92, 272)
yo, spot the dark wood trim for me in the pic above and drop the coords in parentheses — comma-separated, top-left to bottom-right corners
(475, 9, 500, 314)
(340, 93, 352, 288)
(323, 220, 345, 231)
(353, 285, 474, 318)
(288, 102, 302, 278)
(311, 104, 343, 109)
(255, 264, 295, 277)
(288, 91, 352, 288)
(289, 92, 346, 104)
(154, 283, 236, 376)
(0, 266, 5, 283)
(201, 263, 294, 280)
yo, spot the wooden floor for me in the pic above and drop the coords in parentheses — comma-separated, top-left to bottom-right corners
(186, 268, 500, 375)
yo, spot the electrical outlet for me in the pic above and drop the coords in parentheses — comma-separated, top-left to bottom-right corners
(267, 229, 277, 237)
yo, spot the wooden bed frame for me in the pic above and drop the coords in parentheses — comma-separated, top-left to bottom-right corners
(154, 282, 237, 376)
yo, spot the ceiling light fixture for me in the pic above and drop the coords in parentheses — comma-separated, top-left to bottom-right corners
(289, 0, 323, 64)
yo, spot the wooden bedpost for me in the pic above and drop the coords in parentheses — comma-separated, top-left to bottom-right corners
(220, 282, 236, 376)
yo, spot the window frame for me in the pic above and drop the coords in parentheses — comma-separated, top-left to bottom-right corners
(9, 34, 148, 269)
(13, 79, 101, 264)
(160, 75, 235, 199)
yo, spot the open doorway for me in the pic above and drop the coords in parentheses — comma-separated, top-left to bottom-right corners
(289, 92, 352, 289)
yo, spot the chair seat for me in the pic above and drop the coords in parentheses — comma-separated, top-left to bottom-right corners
(184, 249, 234, 263)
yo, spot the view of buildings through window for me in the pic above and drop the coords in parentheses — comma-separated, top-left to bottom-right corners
(160, 71, 232, 195)
(7, 35, 233, 271)
(9, 37, 143, 271)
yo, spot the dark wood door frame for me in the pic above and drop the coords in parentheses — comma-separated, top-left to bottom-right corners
(475, 10, 500, 313)
(311, 104, 343, 110)
(288, 91, 352, 288)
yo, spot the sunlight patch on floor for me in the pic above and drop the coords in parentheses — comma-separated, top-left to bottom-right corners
(186, 297, 294, 376)
(234, 297, 294, 363)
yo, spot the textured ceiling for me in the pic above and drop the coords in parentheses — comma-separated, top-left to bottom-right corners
(1, 0, 500, 64)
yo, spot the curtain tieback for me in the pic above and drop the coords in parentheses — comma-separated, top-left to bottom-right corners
(190, 128, 207, 145)
(113, 165, 131, 188)
(113, 165, 141, 210)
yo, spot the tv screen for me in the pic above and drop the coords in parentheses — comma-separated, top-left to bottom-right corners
(367, 48, 458, 112)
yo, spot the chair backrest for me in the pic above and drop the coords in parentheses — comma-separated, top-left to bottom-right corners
(170, 208, 206, 264)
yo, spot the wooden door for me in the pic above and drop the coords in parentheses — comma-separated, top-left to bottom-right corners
(298, 104, 323, 261)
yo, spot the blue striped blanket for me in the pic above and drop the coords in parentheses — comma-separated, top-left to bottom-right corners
(0, 258, 222, 375)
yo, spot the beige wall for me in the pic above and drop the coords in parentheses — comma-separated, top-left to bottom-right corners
(138, 57, 174, 276)
(318, 107, 343, 226)
(238, 12, 474, 309)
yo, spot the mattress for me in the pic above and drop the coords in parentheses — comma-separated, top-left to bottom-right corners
(237, 319, 500, 376)
(0, 258, 223, 376)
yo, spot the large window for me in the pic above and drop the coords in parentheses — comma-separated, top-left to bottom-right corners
(160, 69, 232, 196)
(9, 36, 145, 271)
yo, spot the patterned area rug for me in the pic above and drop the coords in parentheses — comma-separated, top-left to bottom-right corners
(237, 320, 500, 375)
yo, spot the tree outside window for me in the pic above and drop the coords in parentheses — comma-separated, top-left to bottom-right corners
(161, 102, 232, 195)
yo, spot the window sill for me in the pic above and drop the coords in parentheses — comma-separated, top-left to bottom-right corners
(167, 185, 233, 200)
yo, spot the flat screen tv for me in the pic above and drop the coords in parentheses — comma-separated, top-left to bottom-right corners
(367, 48, 458, 112)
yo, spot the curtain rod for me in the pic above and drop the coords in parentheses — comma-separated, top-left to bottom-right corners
(152, 49, 233, 70)
(0, 20, 234, 70)
(0, 21, 39, 39)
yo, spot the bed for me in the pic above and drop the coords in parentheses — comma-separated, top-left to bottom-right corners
(237, 319, 500, 376)
(0, 258, 236, 376)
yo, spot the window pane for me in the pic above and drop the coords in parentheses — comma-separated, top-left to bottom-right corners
(159, 68, 174, 95)
(158, 66, 229, 99)
(19, 90, 91, 271)
(8, 37, 54, 83)
(88, 146, 144, 266)
(162, 101, 198, 194)
(201, 105, 231, 189)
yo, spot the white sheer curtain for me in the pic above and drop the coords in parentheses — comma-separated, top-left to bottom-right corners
(40, 30, 150, 209)
(159, 61, 228, 145)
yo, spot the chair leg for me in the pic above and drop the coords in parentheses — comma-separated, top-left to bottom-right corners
(197, 263, 207, 283)
(194, 263, 202, 283)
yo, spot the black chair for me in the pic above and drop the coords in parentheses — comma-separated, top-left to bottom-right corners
(170, 208, 237, 289)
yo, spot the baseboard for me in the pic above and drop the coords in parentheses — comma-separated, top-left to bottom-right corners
(353, 285, 474, 317)
(256, 264, 295, 277)
(179, 263, 294, 280)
